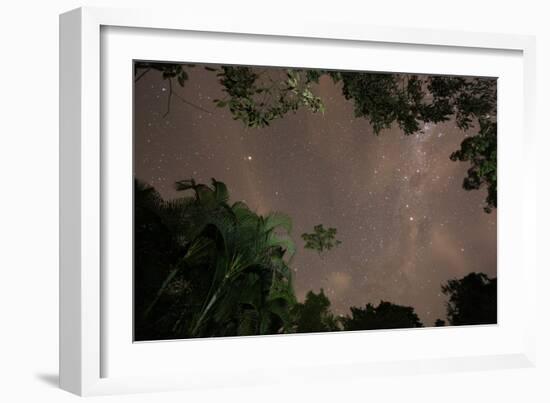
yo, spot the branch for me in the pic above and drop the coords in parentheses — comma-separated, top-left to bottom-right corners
(163, 78, 173, 118)
(171, 91, 213, 115)
(161, 77, 213, 117)
(134, 67, 151, 83)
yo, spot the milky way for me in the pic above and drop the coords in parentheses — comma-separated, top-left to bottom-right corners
(134, 64, 497, 326)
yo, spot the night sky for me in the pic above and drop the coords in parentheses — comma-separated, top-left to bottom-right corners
(134, 64, 497, 326)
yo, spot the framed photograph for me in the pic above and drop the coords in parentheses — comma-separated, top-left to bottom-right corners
(60, 6, 537, 396)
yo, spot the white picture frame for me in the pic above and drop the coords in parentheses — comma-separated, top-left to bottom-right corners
(60, 6, 537, 396)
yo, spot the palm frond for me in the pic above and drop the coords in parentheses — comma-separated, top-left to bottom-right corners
(264, 212, 293, 234)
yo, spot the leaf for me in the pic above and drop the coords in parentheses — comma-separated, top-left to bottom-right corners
(174, 179, 196, 192)
(264, 212, 292, 233)
(211, 178, 229, 204)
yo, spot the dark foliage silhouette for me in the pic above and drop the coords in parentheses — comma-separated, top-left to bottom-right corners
(135, 62, 497, 212)
(292, 289, 340, 333)
(341, 301, 423, 331)
(134, 178, 297, 340)
(441, 272, 497, 326)
(135, 179, 497, 340)
(301, 224, 342, 256)
(434, 318, 446, 327)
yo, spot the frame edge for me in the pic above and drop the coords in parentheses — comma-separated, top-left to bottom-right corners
(59, 7, 83, 396)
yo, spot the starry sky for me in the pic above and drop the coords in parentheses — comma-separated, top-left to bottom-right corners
(134, 64, 497, 326)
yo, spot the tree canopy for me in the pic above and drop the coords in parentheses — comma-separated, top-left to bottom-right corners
(292, 289, 340, 333)
(441, 272, 497, 326)
(135, 62, 497, 212)
(341, 301, 423, 331)
(434, 318, 446, 327)
(135, 178, 496, 340)
(134, 178, 297, 339)
(301, 224, 342, 256)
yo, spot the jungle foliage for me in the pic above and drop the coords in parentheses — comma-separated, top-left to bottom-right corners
(135, 178, 297, 340)
(442, 272, 497, 326)
(292, 289, 340, 333)
(135, 179, 496, 340)
(340, 301, 424, 331)
(301, 224, 342, 256)
(135, 62, 497, 212)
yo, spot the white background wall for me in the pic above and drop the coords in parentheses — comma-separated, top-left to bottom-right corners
(0, 0, 548, 401)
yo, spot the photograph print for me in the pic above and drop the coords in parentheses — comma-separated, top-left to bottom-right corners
(133, 61, 497, 341)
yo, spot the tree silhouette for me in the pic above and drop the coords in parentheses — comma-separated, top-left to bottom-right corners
(135, 62, 497, 212)
(441, 272, 497, 326)
(434, 318, 446, 327)
(301, 224, 342, 256)
(291, 289, 340, 333)
(341, 301, 423, 331)
(134, 180, 496, 340)
(134, 180, 192, 340)
(450, 120, 496, 212)
(135, 179, 363, 340)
